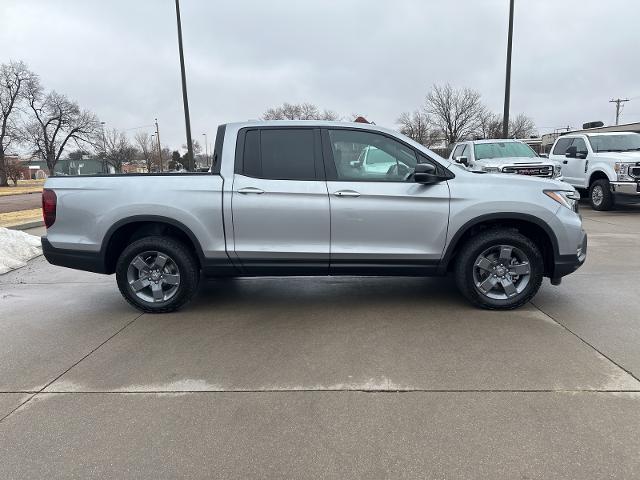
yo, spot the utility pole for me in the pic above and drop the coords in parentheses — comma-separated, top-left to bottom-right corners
(154, 118, 163, 172)
(202, 133, 209, 166)
(609, 98, 630, 125)
(174, 0, 194, 171)
(502, 0, 515, 138)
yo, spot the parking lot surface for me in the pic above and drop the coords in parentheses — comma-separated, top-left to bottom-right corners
(1, 204, 640, 479)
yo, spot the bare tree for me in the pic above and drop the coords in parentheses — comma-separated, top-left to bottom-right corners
(99, 128, 135, 173)
(263, 102, 339, 120)
(476, 111, 536, 139)
(509, 113, 537, 138)
(5, 157, 23, 186)
(23, 84, 100, 175)
(425, 84, 485, 145)
(0, 61, 39, 186)
(397, 110, 437, 146)
(135, 131, 154, 173)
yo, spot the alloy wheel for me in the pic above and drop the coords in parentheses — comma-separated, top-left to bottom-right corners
(472, 244, 531, 300)
(126, 250, 181, 303)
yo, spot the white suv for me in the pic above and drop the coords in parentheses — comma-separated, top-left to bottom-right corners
(548, 132, 640, 210)
(449, 139, 562, 180)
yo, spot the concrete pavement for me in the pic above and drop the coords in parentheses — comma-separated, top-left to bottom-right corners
(1, 205, 640, 478)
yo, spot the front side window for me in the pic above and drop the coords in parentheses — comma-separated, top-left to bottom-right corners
(474, 141, 537, 160)
(241, 128, 316, 180)
(328, 129, 418, 181)
(570, 137, 588, 154)
(451, 144, 464, 159)
(588, 134, 640, 153)
(552, 138, 573, 156)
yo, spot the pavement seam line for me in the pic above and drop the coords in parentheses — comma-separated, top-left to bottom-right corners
(531, 301, 640, 385)
(0, 312, 144, 426)
(11, 389, 640, 394)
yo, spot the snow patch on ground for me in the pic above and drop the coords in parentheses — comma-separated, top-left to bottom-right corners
(0, 227, 42, 274)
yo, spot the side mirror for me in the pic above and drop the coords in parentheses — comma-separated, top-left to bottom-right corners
(577, 151, 588, 159)
(565, 146, 577, 158)
(455, 156, 469, 167)
(414, 163, 441, 184)
(538, 153, 549, 158)
(349, 160, 361, 168)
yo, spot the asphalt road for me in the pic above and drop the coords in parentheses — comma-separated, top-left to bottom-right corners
(1, 204, 640, 479)
(0, 192, 42, 214)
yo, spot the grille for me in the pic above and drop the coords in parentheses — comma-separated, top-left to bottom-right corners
(501, 165, 553, 178)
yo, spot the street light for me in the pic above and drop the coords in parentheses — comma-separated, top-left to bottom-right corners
(174, 0, 194, 171)
(202, 133, 208, 166)
(100, 121, 107, 173)
(502, 0, 515, 138)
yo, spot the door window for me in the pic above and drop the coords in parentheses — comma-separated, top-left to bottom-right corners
(461, 144, 471, 158)
(241, 128, 317, 180)
(452, 144, 465, 159)
(570, 137, 588, 155)
(327, 129, 418, 181)
(552, 138, 573, 156)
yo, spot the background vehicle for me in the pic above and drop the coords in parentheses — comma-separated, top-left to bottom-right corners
(548, 132, 640, 210)
(41, 121, 586, 312)
(449, 139, 563, 179)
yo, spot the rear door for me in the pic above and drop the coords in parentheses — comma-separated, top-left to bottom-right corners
(231, 127, 330, 274)
(323, 128, 450, 274)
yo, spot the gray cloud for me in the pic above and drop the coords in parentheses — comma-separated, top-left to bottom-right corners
(2, 0, 639, 150)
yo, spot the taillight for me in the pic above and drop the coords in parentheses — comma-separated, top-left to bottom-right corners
(42, 189, 57, 228)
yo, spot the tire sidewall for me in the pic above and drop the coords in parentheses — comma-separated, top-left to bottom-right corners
(457, 232, 543, 309)
(590, 179, 613, 211)
(116, 237, 199, 312)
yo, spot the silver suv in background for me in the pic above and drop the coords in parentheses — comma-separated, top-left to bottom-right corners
(450, 139, 562, 179)
(41, 121, 586, 312)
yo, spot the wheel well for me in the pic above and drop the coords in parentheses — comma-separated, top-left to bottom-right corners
(103, 221, 201, 274)
(589, 171, 609, 187)
(446, 219, 555, 276)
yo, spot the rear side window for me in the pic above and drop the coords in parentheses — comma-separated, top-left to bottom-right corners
(552, 138, 573, 155)
(241, 129, 317, 180)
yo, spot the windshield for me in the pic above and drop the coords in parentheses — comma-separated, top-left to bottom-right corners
(474, 142, 537, 160)
(588, 134, 640, 152)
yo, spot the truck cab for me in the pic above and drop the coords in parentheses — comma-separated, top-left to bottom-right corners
(548, 132, 640, 210)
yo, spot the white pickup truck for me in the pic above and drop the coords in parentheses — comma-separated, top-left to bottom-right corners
(449, 139, 562, 180)
(548, 131, 640, 210)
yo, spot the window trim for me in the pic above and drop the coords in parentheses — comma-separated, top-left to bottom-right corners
(320, 127, 452, 183)
(234, 126, 325, 181)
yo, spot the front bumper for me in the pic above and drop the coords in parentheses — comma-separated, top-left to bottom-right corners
(610, 181, 640, 195)
(552, 230, 587, 280)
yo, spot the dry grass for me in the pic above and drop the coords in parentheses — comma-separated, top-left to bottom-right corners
(0, 208, 42, 228)
(0, 179, 45, 197)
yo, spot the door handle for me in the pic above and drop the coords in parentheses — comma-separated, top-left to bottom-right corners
(333, 190, 361, 197)
(237, 187, 265, 194)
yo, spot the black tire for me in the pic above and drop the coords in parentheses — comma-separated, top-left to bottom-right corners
(454, 229, 544, 310)
(576, 188, 589, 199)
(116, 236, 200, 313)
(589, 179, 615, 211)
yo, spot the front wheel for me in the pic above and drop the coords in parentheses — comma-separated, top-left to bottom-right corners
(589, 179, 615, 211)
(454, 229, 544, 310)
(116, 236, 200, 313)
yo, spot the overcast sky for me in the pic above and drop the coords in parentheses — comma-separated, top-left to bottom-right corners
(2, 0, 639, 150)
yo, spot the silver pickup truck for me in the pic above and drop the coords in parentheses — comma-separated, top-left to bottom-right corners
(42, 121, 587, 312)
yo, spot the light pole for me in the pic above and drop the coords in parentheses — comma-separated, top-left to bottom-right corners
(100, 121, 107, 173)
(502, 0, 515, 138)
(202, 133, 208, 166)
(154, 118, 163, 172)
(174, 0, 194, 171)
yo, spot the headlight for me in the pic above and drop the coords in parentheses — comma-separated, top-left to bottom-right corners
(615, 162, 635, 181)
(544, 189, 580, 212)
(552, 164, 562, 178)
(482, 166, 500, 173)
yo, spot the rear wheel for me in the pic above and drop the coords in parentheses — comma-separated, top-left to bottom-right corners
(116, 236, 200, 313)
(589, 179, 614, 211)
(454, 229, 544, 310)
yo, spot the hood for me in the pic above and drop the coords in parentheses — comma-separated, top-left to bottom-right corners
(592, 151, 640, 162)
(463, 168, 571, 190)
(472, 157, 552, 168)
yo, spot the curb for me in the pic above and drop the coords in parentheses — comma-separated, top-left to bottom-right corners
(6, 220, 45, 231)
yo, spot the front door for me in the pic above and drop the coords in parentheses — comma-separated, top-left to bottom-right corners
(562, 137, 589, 185)
(323, 128, 450, 274)
(231, 127, 330, 274)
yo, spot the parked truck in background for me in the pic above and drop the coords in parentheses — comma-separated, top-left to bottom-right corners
(449, 139, 563, 179)
(548, 131, 640, 210)
(41, 121, 586, 312)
